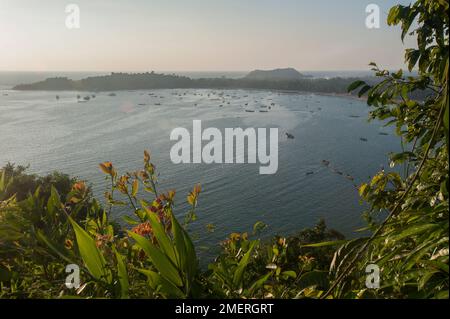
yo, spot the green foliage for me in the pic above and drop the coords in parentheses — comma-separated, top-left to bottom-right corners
(0, 152, 343, 299)
(0, 163, 75, 201)
(338, 0, 449, 299)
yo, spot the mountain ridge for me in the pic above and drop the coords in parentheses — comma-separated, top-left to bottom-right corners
(244, 68, 310, 81)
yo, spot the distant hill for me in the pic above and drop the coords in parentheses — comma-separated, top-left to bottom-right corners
(12, 70, 389, 96)
(244, 68, 310, 81)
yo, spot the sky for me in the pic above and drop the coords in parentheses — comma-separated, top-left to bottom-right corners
(0, 0, 417, 72)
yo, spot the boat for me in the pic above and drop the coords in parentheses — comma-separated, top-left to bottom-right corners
(286, 133, 295, 139)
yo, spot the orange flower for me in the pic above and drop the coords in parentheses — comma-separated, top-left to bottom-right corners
(69, 181, 88, 203)
(160, 190, 176, 203)
(132, 222, 153, 236)
(144, 150, 151, 163)
(187, 184, 201, 206)
(193, 184, 202, 194)
(116, 175, 130, 194)
(99, 162, 116, 177)
(72, 181, 86, 193)
(167, 190, 175, 201)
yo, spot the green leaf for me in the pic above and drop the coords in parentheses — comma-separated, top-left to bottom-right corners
(233, 240, 257, 287)
(147, 211, 178, 265)
(171, 213, 188, 270)
(122, 215, 140, 225)
(47, 186, 62, 216)
(68, 216, 111, 283)
(392, 224, 438, 241)
(114, 248, 129, 298)
(358, 85, 372, 97)
(406, 49, 421, 72)
(347, 80, 366, 93)
(131, 179, 139, 197)
(249, 272, 272, 292)
(36, 229, 74, 265)
(137, 268, 184, 298)
(281, 270, 297, 279)
(0, 224, 23, 241)
(302, 240, 348, 248)
(172, 213, 198, 278)
(128, 231, 183, 287)
(387, 5, 401, 25)
(298, 271, 329, 290)
(0, 170, 6, 192)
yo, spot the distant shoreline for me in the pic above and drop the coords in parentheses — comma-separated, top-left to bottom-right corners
(5, 84, 369, 102)
(11, 70, 374, 96)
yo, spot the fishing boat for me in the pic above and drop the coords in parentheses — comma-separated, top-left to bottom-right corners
(286, 133, 295, 139)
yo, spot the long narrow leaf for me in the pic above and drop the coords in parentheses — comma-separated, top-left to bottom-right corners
(69, 216, 111, 283)
(128, 231, 182, 287)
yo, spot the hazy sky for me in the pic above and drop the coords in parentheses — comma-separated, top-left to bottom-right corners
(0, 0, 416, 72)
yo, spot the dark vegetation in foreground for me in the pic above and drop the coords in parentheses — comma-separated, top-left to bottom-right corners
(0, 0, 448, 299)
(0, 162, 345, 298)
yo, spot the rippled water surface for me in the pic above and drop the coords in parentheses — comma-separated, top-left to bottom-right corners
(0, 88, 400, 258)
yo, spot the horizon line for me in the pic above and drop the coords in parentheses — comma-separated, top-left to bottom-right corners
(0, 68, 381, 74)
